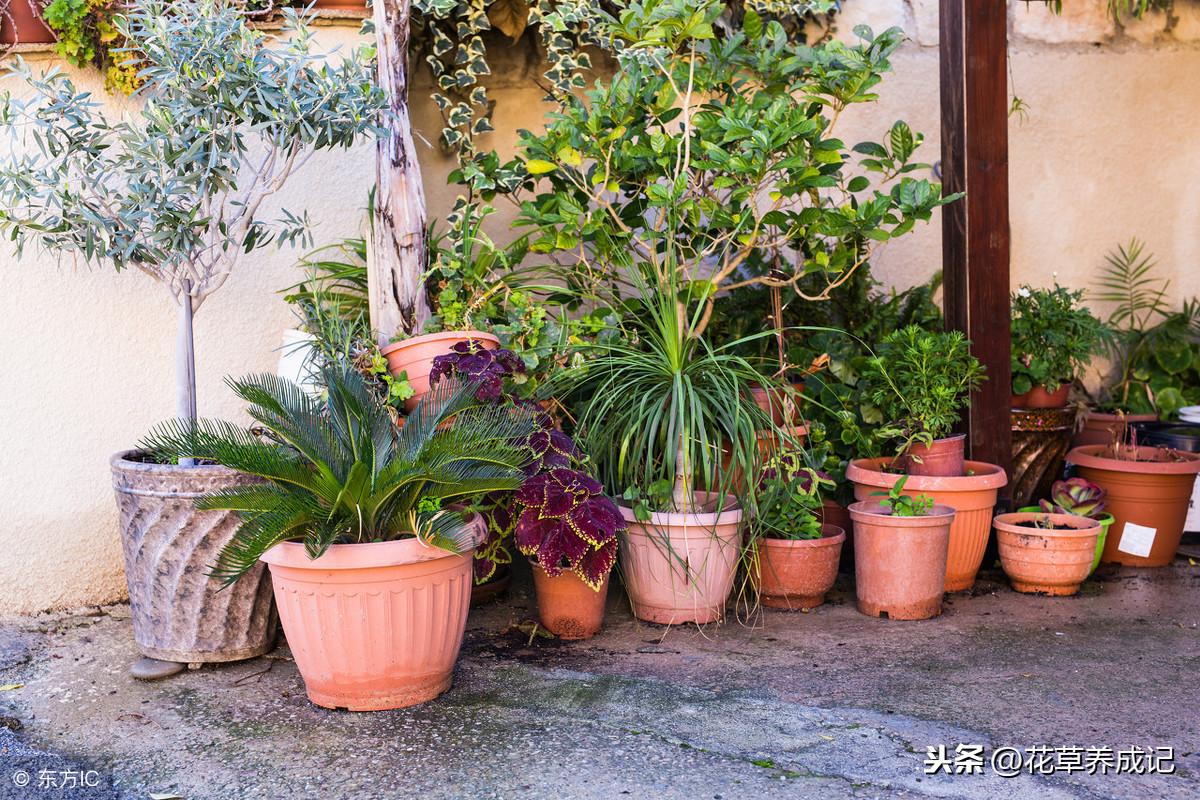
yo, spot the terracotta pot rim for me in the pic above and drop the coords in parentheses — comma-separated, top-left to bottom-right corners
(617, 493, 742, 526)
(847, 501, 956, 524)
(758, 526, 845, 548)
(379, 330, 498, 356)
(1066, 445, 1200, 475)
(262, 512, 481, 570)
(993, 512, 1103, 537)
(847, 458, 1007, 489)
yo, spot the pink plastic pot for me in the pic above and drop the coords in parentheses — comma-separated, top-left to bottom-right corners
(617, 493, 743, 624)
(847, 459, 1007, 591)
(262, 529, 478, 711)
(379, 331, 499, 412)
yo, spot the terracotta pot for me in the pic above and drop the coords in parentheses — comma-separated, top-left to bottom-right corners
(817, 499, 854, 568)
(1071, 411, 1158, 449)
(1067, 445, 1200, 567)
(720, 424, 808, 493)
(531, 564, 609, 639)
(993, 512, 1101, 595)
(1019, 507, 1112, 576)
(848, 502, 956, 620)
(749, 384, 802, 425)
(111, 451, 277, 666)
(1011, 382, 1070, 409)
(617, 493, 743, 624)
(262, 522, 480, 711)
(379, 331, 499, 413)
(0, 0, 55, 45)
(752, 525, 844, 610)
(904, 433, 966, 477)
(847, 459, 1007, 591)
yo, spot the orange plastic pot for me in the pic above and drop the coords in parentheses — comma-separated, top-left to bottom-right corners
(904, 434, 966, 477)
(1067, 445, 1200, 567)
(1011, 382, 1070, 409)
(1070, 411, 1158, 449)
(993, 512, 1100, 595)
(531, 564, 609, 640)
(379, 331, 499, 412)
(848, 502, 955, 620)
(617, 493, 743, 624)
(751, 525, 844, 610)
(262, 530, 478, 711)
(847, 459, 1007, 591)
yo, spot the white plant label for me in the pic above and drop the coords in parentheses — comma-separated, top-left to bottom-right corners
(1118, 523, 1157, 558)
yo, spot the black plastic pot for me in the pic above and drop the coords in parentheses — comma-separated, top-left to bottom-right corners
(1129, 422, 1200, 454)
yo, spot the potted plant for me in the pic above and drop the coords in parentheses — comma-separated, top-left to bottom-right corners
(859, 325, 986, 477)
(0, 0, 385, 678)
(993, 511, 1102, 596)
(0, 0, 55, 45)
(1010, 280, 1109, 408)
(848, 325, 1006, 592)
(1066, 432, 1200, 568)
(1025, 478, 1113, 575)
(512, 468, 624, 639)
(847, 478, 956, 620)
(142, 370, 542, 710)
(748, 454, 844, 611)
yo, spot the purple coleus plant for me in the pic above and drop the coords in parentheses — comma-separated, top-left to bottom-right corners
(430, 341, 526, 403)
(513, 468, 624, 590)
(1039, 478, 1108, 519)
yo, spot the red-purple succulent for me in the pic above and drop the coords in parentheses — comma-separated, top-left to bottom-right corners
(1038, 478, 1108, 519)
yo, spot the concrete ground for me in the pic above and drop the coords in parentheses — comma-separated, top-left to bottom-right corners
(0, 557, 1198, 800)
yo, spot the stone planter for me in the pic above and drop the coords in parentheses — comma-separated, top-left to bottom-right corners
(111, 451, 277, 670)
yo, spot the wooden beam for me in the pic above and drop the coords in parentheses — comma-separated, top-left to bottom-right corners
(940, 0, 1012, 488)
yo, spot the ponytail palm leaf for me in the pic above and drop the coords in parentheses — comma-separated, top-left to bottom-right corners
(140, 367, 539, 585)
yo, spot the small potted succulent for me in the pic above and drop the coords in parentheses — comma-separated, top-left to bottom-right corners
(992, 511, 1102, 596)
(749, 454, 844, 611)
(847, 478, 956, 620)
(1022, 478, 1112, 575)
(1009, 281, 1109, 408)
(513, 468, 624, 640)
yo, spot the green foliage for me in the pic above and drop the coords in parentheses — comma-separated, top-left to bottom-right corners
(868, 476, 933, 517)
(42, 0, 141, 93)
(861, 325, 985, 444)
(139, 369, 541, 585)
(752, 453, 834, 540)
(1010, 281, 1110, 395)
(1094, 239, 1200, 416)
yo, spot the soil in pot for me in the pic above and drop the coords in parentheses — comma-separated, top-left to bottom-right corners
(1067, 445, 1200, 567)
(752, 525, 844, 610)
(848, 502, 955, 620)
(993, 512, 1100, 595)
(531, 565, 609, 639)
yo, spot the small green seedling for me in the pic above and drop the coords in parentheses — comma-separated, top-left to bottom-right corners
(868, 476, 934, 517)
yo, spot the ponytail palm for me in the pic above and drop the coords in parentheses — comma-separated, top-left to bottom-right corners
(141, 367, 539, 585)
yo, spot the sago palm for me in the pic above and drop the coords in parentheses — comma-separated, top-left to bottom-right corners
(141, 367, 540, 585)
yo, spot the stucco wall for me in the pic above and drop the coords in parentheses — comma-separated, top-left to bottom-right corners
(1, 2, 1198, 613)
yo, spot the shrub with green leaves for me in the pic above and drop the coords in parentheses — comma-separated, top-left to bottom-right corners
(752, 453, 835, 540)
(1010, 281, 1109, 395)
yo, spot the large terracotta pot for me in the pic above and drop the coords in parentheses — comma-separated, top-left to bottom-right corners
(1011, 382, 1070, 409)
(379, 331, 499, 412)
(1071, 411, 1158, 449)
(994, 512, 1101, 595)
(0, 0, 55, 45)
(111, 451, 277, 667)
(751, 525, 844, 610)
(617, 493, 742, 624)
(848, 502, 955, 620)
(904, 434, 966, 477)
(1066, 445, 1200, 567)
(531, 564, 609, 640)
(847, 459, 1007, 591)
(262, 526, 479, 711)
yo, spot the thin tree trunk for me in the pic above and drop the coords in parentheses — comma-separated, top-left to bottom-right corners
(371, 0, 430, 344)
(175, 283, 197, 467)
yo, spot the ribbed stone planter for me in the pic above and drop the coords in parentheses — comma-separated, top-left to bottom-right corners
(111, 450, 278, 664)
(1011, 407, 1077, 509)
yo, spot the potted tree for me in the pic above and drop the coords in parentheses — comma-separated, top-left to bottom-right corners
(848, 325, 1006, 592)
(748, 454, 844, 611)
(848, 478, 956, 620)
(993, 511, 1102, 596)
(1010, 281, 1109, 408)
(142, 371, 541, 710)
(0, 0, 385, 677)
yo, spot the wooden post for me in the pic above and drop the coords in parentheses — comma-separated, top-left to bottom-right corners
(371, 0, 431, 343)
(940, 0, 1012, 487)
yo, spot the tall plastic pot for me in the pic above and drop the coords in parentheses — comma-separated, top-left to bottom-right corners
(848, 502, 955, 620)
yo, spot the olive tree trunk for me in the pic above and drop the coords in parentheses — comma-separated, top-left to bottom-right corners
(370, 0, 430, 344)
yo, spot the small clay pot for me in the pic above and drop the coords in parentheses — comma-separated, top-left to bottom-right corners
(752, 525, 845, 610)
(1071, 411, 1158, 449)
(994, 512, 1101, 595)
(379, 331, 499, 412)
(1011, 382, 1070, 409)
(904, 434, 966, 477)
(531, 564, 609, 640)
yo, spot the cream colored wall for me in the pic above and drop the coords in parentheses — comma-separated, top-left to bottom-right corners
(2, 2, 1198, 612)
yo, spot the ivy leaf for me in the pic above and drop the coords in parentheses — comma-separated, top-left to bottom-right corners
(486, 0, 530, 42)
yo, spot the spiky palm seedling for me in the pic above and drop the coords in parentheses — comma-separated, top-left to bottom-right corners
(140, 366, 540, 585)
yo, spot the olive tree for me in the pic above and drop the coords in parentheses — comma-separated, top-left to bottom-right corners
(0, 0, 385, 428)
